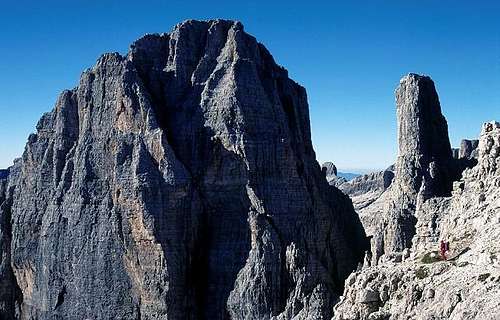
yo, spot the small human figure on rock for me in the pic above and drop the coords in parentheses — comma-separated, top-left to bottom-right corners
(440, 239, 449, 260)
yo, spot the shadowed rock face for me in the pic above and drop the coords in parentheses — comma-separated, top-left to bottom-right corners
(0, 161, 21, 320)
(373, 74, 460, 261)
(0, 170, 9, 180)
(0, 19, 367, 320)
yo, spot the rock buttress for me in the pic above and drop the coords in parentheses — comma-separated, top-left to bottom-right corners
(373, 74, 459, 261)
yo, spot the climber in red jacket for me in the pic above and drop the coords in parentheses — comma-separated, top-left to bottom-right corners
(440, 240, 447, 260)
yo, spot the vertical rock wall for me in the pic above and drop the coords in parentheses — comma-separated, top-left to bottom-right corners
(373, 74, 461, 262)
(0, 20, 367, 320)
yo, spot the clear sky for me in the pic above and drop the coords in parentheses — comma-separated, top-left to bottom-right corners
(0, 1, 499, 171)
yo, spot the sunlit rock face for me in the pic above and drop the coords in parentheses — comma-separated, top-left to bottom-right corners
(334, 121, 500, 320)
(0, 19, 367, 320)
(336, 167, 395, 237)
(372, 74, 463, 262)
(331, 73, 499, 320)
(459, 139, 479, 159)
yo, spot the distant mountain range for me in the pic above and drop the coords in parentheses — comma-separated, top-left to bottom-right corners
(336, 171, 361, 181)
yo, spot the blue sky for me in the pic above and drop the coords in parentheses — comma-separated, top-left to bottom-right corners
(0, 1, 499, 171)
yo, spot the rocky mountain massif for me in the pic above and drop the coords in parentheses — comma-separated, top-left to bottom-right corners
(0, 20, 368, 320)
(332, 167, 395, 237)
(1, 19, 498, 320)
(332, 75, 500, 320)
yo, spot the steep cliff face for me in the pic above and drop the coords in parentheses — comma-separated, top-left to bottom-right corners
(372, 74, 462, 261)
(0, 162, 21, 320)
(0, 19, 367, 320)
(0, 170, 9, 179)
(0, 174, 11, 319)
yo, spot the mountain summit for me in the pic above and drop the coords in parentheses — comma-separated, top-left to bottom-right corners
(0, 20, 367, 320)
